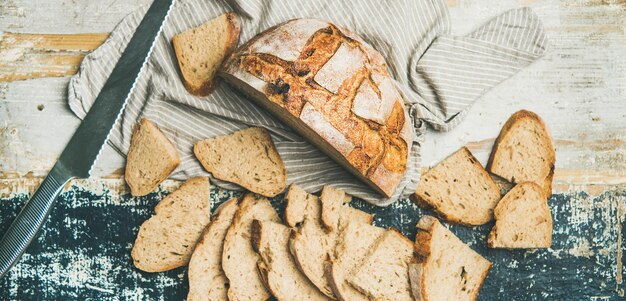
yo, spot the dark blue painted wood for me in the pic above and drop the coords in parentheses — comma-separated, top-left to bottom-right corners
(0, 185, 624, 300)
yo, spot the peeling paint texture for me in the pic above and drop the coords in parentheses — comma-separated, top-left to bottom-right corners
(0, 184, 624, 300)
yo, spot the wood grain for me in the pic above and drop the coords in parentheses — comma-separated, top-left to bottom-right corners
(0, 32, 108, 81)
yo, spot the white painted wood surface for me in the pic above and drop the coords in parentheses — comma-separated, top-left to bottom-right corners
(1, 0, 624, 196)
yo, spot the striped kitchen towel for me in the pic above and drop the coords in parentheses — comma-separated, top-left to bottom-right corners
(67, 0, 547, 206)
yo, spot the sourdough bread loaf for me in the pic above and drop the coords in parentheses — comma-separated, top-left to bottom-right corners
(221, 19, 413, 197)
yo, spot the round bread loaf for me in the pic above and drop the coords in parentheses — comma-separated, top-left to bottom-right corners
(221, 19, 413, 197)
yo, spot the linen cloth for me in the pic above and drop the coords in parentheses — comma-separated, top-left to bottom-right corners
(68, 0, 547, 206)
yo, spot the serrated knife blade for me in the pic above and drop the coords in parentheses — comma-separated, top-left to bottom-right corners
(0, 0, 174, 278)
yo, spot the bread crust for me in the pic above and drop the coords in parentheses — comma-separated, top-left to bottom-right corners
(487, 110, 555, 196)
(221, 19, 413, 197)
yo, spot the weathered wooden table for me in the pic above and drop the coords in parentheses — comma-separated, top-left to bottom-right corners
(1, 0, 624, 300)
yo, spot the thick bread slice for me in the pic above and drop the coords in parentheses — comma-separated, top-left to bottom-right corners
(222, 194, 280, 301)
(125, 118, 180, 197)
(187, 197, 238, 301)
(410, 216, 492, 301)
(194, 127, 286, 197)
(347, 229, 415, 301)
(289, 186, 373, 299)
(131, 177, 210, 272)
(172, 12, 240, 96)
(251, 220, 330, 301)
(412, 147, 501, 225)
(487, 110, 555, 196)
(326, 221, 385, 301)
(488, 182, 552, 249)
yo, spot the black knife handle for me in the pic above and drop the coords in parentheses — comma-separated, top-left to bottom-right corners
(0, 166, 72, 277)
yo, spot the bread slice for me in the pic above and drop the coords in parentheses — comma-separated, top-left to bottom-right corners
(488, 182, 552, 248)
(194, 127, 286, 197)
(251, 219, 330, 301)
(412, 147, 501, 225)
(222, 193, 280, 301)
(289, 186, 373, 299)
(326, 221, 385, 301)
(347, 229, 415, 301)
(284, 184, 315, 228)
(410, 216, 491, 301)
(172, 12, 240, 96)
(131, 177, 210, 272)
(187, 197, 238, 301)
(487, 110, 555, 196)
(319, 186, 372, 231)
(125, 118, 180, 197)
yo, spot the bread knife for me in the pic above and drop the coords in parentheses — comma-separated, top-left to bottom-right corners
(0, 0, 174, 278)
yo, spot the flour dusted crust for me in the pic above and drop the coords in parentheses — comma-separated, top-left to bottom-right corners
(221, 19, 413, 197)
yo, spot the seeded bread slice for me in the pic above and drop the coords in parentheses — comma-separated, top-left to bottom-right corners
(488, 182, 552, 249)
(194, 127, 286, 197)
(172, 12, 240, 96)
(326, 221, 385, 301)
(288, 186, 372, 299)
(222, 194, 280, 301)
(125, 118, 180, 197)
(131, 177, 210, 272)
(347, 229, 415, 301)
(410, 216, 492, 301)
(487, 110, 556, 196)
(187, 197, 238, 301)
(251, 220, 330, 301)
(412, 147, 501, 225)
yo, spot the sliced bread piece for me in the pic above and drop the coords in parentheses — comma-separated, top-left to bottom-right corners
(284, 184, 315, 228)
(347, 229, 415, 301)
(488, 182, 552, 249)
(194, 127, 286, 197)
(487, 110, 555, 196)
(222, 193, 280, 301)
(172, 12, 240, 96)
(412, 147, 501, 225)
(289, 186, 373, 299)
(187, 197, 238, 301)
(326, 221, 385, 301)
(410, 216, 492, 301)
(319, 186, 372, 231)
(251, 219, 330, 301)
(125, 118, 180, 197)
(131, 177, 210, 272)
